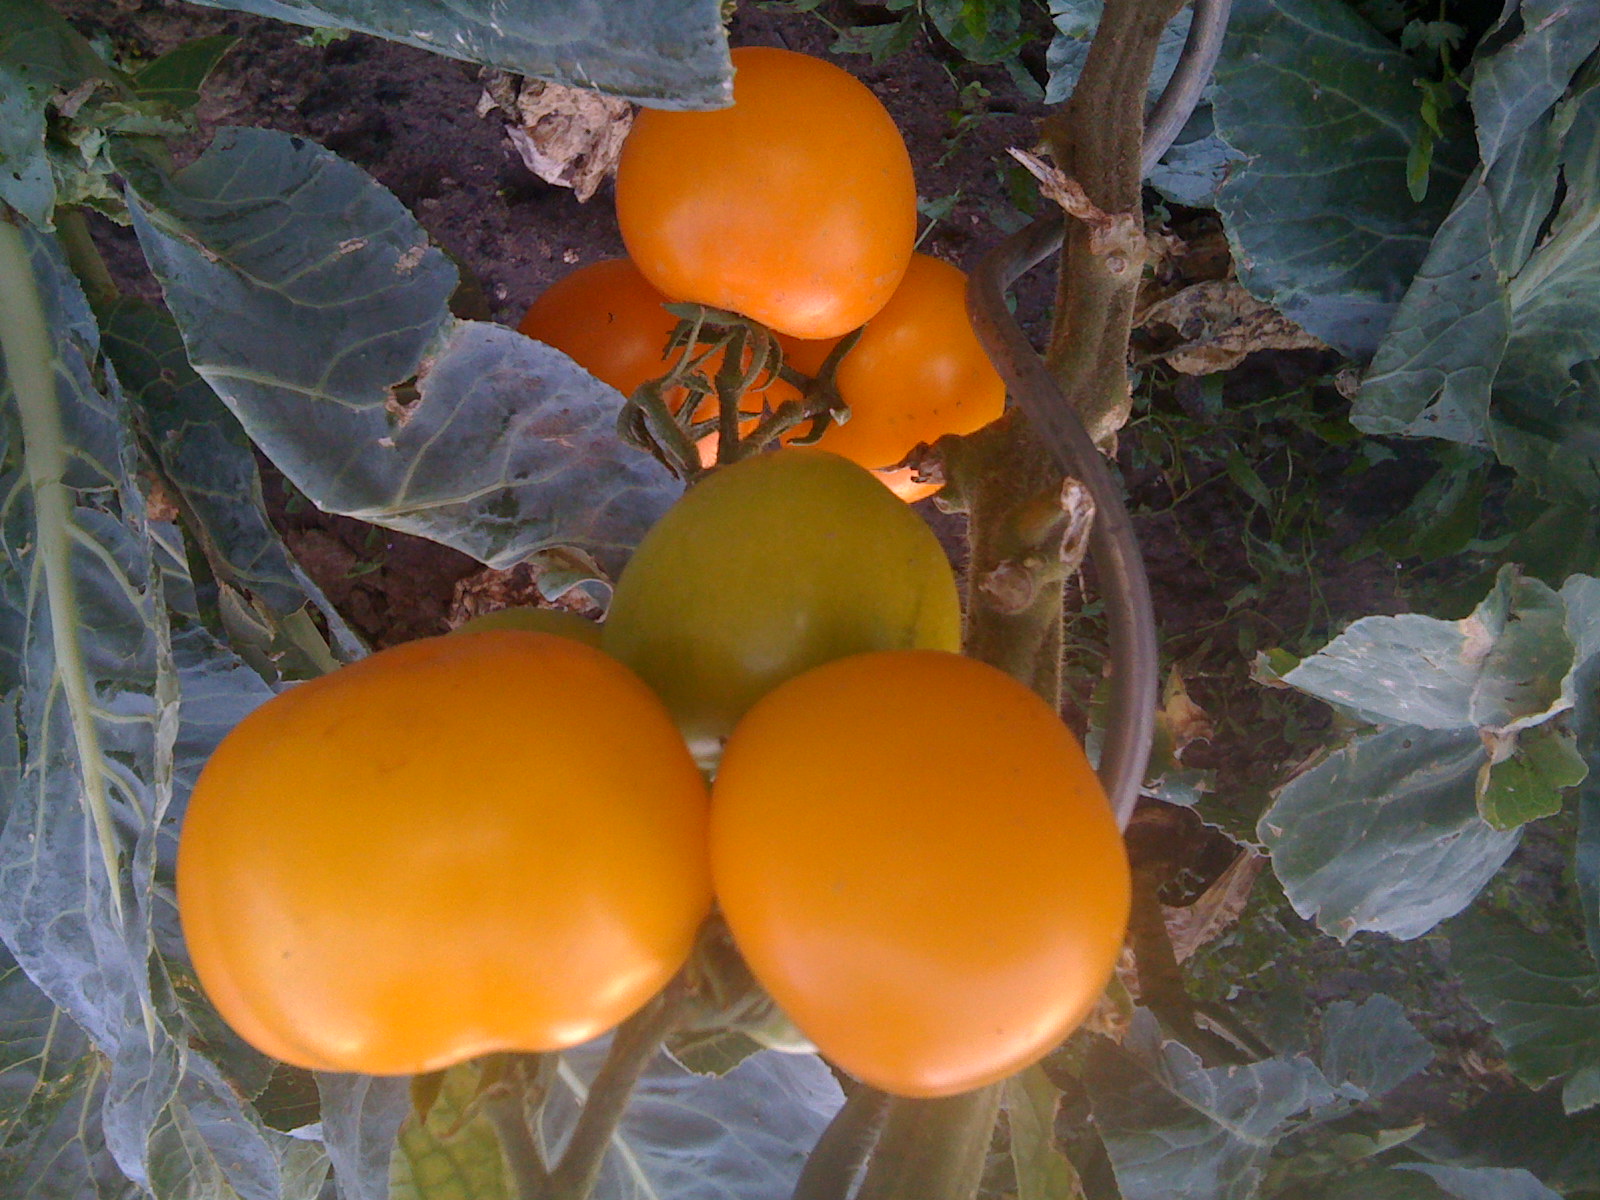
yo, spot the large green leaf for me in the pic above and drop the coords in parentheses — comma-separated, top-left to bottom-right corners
(102, 298, 361, 679)
(1356, 52, 1600, 503)
(1397, 1164, 1564, 1200)
(316, 1074, 413, 1200)
(1318, 995, 1432, 1101)
(1258, 727, 1518, 941)
(1450, 909, 1600, 1114)
(0, 920, 141, 1198)
(0, 222, 323, 1198)
(1208, 0, 1472, 357)
(534, 1043, 843, 1198)
(1469, 0, 1600, 166)
(0, 0, 113, 228)
(1281, 567, 1575, 734)
(120, 128, 678, 579)
(1086, 1009, 1337, 1200)
(177, 0, 731, 109)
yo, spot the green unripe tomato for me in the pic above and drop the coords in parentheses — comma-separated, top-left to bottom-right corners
(454, 607, 603, 647)
(602, 449, 962, 765)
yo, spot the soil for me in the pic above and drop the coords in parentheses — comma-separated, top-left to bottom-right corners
(53, 0, 1544, 1175)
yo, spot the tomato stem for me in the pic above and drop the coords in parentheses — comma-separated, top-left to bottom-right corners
(537, 970, 697, 1200)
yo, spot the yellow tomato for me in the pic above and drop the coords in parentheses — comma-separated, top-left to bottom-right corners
(711, 650, 1130, 1098)
(616, 47, 917, 340)
(453, 606, 602, 646)
(177, 632, 711, 1074)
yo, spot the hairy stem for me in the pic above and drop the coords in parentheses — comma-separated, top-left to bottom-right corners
(852, 1085, 1003, 1200)
(790, 1087, 892, 1200)
(1042, 0, 1185, 444)
(539, 976, 695, 1200)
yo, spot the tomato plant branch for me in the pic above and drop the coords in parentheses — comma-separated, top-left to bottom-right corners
(789, 1087, 891, 1200)
(539, 973, 697, 1200)
(1128, 867, 1246, 1066)
(851, 1085, 1003, 1200)
(1041, 0, 1185, 445)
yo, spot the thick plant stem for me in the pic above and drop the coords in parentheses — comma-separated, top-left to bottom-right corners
(945, 412, 1070, 701)
(1042, 0, 1185, 444)
(852, 1085, 1003, 1200)
(539, 977, 694, 1200)
(789, 1087, 891, 1200)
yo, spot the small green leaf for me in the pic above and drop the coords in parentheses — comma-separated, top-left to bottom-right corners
(1476, 722, 1589, 830)
(1005, 1065, 1084, 1200)
(389, 1061, 511, 1200)
(130, 34, 236, 109)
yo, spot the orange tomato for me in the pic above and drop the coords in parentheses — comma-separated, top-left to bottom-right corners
(177, 632, 711, 1074)
(711, 649, 1129, 1098)
(616, 47, 917, 340)
(517, 257, 798, 426)
(810, 254, 1006, 471)
(453, 606, 602, 646)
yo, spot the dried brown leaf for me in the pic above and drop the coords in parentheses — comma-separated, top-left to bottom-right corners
(1136, 279, 1325, 374)
(502, 80, 633, 203)
(1163, 850, 1264, 963)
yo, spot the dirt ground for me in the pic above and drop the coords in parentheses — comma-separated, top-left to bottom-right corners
(59, 0, 1539, 1146)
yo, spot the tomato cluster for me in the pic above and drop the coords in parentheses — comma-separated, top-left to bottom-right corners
(177, 50, 1126, 1102)
(519, 47, 1006, 499)
(178, 449, 1129, 1098)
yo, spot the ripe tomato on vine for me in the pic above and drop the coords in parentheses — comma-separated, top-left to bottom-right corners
(615, 46, 918, 340)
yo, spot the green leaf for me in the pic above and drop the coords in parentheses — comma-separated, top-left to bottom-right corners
(1004, 1065, 1084, 1200)
(1210, 0, 1473, 356)
(1476, 722, 1589, 830)
(1259, 727, 1516, 941)
(537, 1044, 843, 1197)
(1086, 1010, 1337, 1200)
(925, 0, 1026, 65)
(175, 0, 731, 108)
(101, 299, 359, 678)
(0, 219, 326, 1199)
(831, 13, 920, 62)
(1282, 567, 1574, 733)
(389, 1061, 511, 1200)
(1319, 994, 1433, 1100)
(0, 946, 141, 1198)
(131, 35, 237, 110)
(1374, 445, 1490, 562)
(317, 1075, 413, 1200)
(0, 0, 116, 228)
(1398, 1163, 1565, 1200)
(119, 128, 679, 578)
(1469, 0, 1600, 166)
(1450, 908, 1600, 1112)
(1416, 1086, 1600, 1191)
(1358, 61, 1600, 503)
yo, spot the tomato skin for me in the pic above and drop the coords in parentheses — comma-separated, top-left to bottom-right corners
(518, 258, 798, 420)
(710, 650, 1130, 1098)
(177, 632, 710, 1075)
(453, 606, 603, 646)
(616, 47, 917, 340)
(601, 449, 961, 764)
(811, 254, 1006, 471)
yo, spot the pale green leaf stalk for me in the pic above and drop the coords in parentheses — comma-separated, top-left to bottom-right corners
(0, 215, 123, 927)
